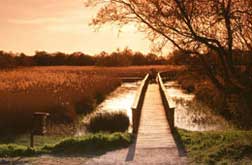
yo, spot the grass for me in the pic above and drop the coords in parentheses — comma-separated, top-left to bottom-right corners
(0, 132, 132, 157)
(178, 129, 252, 164)
(0, 134, 69, 147)
(30, 65, 182, 77)
(87, 112, 130, 133)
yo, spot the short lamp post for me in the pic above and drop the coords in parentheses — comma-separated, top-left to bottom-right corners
(30, 112, 50, 148)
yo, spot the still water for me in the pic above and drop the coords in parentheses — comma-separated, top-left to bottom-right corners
(96, 81, 141, 124)
(85, 80, 228, 133)
(164, 81, 229, 131)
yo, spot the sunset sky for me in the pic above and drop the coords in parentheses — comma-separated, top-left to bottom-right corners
(0, 0, 151, 55)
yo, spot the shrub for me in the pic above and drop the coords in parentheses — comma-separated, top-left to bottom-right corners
(87, 112, 130, 133)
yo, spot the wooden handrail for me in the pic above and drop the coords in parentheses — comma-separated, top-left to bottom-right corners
(157, 73, 175, 130)
(131, 74, 149, 134)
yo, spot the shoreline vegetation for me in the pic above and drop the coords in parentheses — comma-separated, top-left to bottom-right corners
(0, 65, 175, 135)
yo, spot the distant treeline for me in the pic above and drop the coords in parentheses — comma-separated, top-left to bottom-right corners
(167, 49, 252, 66)
(0, 49, 168, 69)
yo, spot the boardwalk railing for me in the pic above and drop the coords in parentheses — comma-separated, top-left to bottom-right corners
(157, 73, 175, 130)
(131, 74, 149, 134)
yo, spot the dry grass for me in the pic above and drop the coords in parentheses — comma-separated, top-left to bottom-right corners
(0, 65, 176, 134)
(30, 65, 181, 77)
(0, 68, 119, 134)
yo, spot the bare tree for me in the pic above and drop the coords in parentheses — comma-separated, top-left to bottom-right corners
(85, 0, 252, 92)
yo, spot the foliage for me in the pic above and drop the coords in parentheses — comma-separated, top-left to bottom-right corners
(0, 48, 168, 68)
(87, 112, 130, 133)
(176, 68, 225, 113)
(167, 50, 201, 66)
(0, 51, 16, 69)
(0, 133, 132, 157)
(168, 49, 252, 67)
(178, 129, 252, 164)
(86, 0, 252, 93)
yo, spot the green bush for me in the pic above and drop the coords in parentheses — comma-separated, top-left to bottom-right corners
(87, 112, 130, 133)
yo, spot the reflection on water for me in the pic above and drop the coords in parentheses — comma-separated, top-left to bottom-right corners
(165, 81, 228, 131)
(76, 82, 140, 136)
(97, 81, 141, 123)
(164, 81, 194, 108)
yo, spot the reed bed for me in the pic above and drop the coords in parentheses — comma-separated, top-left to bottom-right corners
(0, 65, 177, 134)
(0, 68, 120, 134)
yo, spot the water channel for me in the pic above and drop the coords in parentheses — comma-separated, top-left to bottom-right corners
(85, 80, 228, 133)
(164, 81, 229, 131)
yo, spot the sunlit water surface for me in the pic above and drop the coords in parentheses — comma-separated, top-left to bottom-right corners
(97, 81, 141, 123)
(76, 82, 140, 136)
(165, 81, 229, 131)
(77, 80, 228, 136)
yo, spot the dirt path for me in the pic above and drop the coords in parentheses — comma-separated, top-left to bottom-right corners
(0, 155, 88, 165)
(85, 144, 187, 165)
(1, 146, 186, 165)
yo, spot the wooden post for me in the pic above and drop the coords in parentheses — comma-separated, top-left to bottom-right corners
(30, 112, 50, 148)
(132, 108, 137, 134)
(30, 133, 34, 148)
(169, 108, 175, 130)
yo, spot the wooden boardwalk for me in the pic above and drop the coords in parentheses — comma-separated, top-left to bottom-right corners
(136, 83, 177, 149)
(133, 83, 187, 164)
(85, 83, 187, 164)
